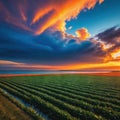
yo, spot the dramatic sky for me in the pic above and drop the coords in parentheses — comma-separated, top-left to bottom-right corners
(0, 0, 120, 71)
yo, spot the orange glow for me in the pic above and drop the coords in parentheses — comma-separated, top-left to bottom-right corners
(1, 0, 120, 74)
(103, 44, 114, 50)
(34, 0, 103, 34)
(99, 0, 104, 4)
(76, 28, 91, 40)
(111, 49, 120, 59)
(32, 7, 53, 24)
(1, 59, 120, 71)
(0, 0, 104, 35)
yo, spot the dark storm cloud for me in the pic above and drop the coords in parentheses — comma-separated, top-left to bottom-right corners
(1, 24, 118, 65)
(96, 26, 120, 53)
(97, 26, 120, 44)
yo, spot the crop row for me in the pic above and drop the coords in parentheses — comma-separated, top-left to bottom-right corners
(4, 80, 120, 112)
(11, 80, 120, 106)
(1, 81, 120, 120)
(20, 76, 120, 93)
(9, 78, 120, 99)
(44, 81, 120, 98)
(35, 81, 120, 100)
(0, 88, 45, 120)
(0, 82, 106, 120)
(0, 83, 77, 120)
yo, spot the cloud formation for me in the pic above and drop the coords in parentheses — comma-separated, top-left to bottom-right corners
(1, 22, 119, 64)
(0, 24, 120, 70)
(96, 26, 120, 58)
(0, 0, 103, 35)
(76, 28, 91, 40)
(1, 0, 120, 71)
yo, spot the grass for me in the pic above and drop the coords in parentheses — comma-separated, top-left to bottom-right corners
(0, 74, 120, 120)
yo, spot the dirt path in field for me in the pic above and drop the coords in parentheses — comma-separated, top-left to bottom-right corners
(0, 93, 33, 120)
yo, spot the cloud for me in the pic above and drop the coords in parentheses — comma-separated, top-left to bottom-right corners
(1, 24, 118, 66)
(0, 0, 103, 35)
(1, 24, 120, 71)
(96, 26, 120, 55)
(2, 0, 120, 71)
(99, 0, 104, 4)
(68, 26, 72, 30)
(97, 26, 120, 44)
(76, 28, 91, 40)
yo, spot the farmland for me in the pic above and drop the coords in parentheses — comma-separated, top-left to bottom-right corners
(0, 74, 120, 120)
(0, 92, 33, 120)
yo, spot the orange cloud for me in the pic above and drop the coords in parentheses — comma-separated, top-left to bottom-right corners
(76, 28, 91, 40)
(0, 0, 104, 35)
(34, 0, 103, 35)
(99, 0, 104, 4)
(111, 50, 120, 59)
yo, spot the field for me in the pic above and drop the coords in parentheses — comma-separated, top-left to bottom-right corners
(0, 74, 120, 120)
(0, 92, 33, 120)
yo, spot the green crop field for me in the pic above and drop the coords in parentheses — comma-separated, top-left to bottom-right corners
(0, 75, 120, 120)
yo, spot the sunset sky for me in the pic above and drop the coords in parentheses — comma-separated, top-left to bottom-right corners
(0, 0, 120, 72)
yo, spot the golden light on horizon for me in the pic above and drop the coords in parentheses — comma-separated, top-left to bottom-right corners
(1, 59, 120, 71)
(113, 51, 120, 59)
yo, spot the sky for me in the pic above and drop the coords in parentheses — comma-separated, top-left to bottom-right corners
(0, 0, 120, 72)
